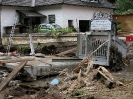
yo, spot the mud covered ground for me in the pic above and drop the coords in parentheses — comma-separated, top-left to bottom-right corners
(0, 41, 133, 99)
(0, 68, 133, 99)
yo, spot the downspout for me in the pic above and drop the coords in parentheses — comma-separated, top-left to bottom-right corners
(31, 0, 35, 7)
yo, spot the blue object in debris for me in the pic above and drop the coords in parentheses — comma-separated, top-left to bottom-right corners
(50, 78, 59, 85)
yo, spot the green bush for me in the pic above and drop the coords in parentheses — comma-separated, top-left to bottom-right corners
(40, 27, 76, 38)
(72, 89, 84, 96)
(17, 46, 30, 54)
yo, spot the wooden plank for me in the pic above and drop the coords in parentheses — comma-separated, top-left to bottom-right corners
(0, 61, 27, 91)
(97, 70, 113, 83)
(56, 47, 76, 57)
(0, 57, 35, 64)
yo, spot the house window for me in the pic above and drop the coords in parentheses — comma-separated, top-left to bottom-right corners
(48, 15, 55, 24)
(68, 20, 73, 27)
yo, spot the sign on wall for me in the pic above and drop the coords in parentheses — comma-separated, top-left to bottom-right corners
(91, 20, 111, 30)
(90, 11, 112, 31)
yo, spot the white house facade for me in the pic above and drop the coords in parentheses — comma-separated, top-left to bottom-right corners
(36, 5, 113, 28)
(0, 0, 116, 37)
(0, 6, 33, 34)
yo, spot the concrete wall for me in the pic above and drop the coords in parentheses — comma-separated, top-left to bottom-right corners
(2, 33, 77, 45)
(1, 6, 32, 36)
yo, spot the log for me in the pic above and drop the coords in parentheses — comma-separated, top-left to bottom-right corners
(97, 70, 113, 83)
(73, 57, 89, 73)
(78, 69, 82, 86)
(0, 61, 27, 91)
(85, 60, 94, 75)
(0, 57, 35, 64)
(90, 69, 99, 80)
(56, 47, 76, 57)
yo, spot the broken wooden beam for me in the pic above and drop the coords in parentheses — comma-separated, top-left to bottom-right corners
(0, 61, 27, 91)
(56, 47, 76, 57)
(97, 70, 113, 83)
(0, 57, 35, 64)
(97, 66, 114, 81)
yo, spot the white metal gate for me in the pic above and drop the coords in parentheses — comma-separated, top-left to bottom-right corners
(76, 32, 126, 66)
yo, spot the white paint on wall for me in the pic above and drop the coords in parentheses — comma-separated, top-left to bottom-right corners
(36, 5, 63, 26)
(62, 5, 113, 28)
(1, 6, 32, 36)
(0, 5, 113, 37)
(36, 5, 113, 29)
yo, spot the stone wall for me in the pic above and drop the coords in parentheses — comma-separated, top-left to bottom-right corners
(2, 33, 77, 45)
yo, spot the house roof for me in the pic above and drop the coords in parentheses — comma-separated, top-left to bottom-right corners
(1, 0, 32, 7)
(0, 0, 117, 9)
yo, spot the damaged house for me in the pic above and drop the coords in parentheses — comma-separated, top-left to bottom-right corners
(0, 0, 116, 37)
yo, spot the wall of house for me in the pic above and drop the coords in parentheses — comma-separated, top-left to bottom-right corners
(35, 5, 113, 30)
(0, 4, 114, 37)
(1, 6, 32, 36)
(35, 5, 62, 26)
(62, 5, 113, 29)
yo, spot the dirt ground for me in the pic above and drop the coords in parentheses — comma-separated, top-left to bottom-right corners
(0, 41, 133, 99)
(0, 63, 133, 99)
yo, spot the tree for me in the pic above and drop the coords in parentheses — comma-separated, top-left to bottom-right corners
(115, 0, 133, 14)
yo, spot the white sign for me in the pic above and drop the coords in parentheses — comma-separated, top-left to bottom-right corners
(91, 20, 111, 30)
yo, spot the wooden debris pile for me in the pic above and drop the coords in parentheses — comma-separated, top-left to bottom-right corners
(58, 60, 123, 96)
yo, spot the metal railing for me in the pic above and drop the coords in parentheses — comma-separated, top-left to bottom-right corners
(76, 32, 127, 66)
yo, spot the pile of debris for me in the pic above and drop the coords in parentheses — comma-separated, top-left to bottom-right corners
(127, 43, 133, 61)
(0, 40, 129, 98)
(57, 60, 123, 97)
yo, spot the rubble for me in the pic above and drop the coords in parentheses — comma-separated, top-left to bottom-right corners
(0, 41, 133, 98)
(57, 60, 123, 96)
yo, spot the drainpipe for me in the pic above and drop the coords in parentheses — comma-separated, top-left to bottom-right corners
(31, 0, 35, 7)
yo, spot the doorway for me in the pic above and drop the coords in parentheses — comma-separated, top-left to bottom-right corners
(79, 20, 90, 32)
